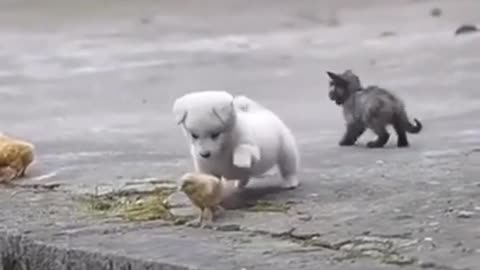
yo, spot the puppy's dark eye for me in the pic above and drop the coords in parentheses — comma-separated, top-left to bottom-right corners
(191, 133, 199, 139)
(210, 132, 221, 140)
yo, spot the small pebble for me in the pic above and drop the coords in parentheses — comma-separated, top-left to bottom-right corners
(455, 24, 478, 36)
(376, 160, 385, 165)
(430, 7, 442, 17)
(140, 17, 152, 24)
(215, 224, 241, 232)
(379, 31, 396, 37)
(419, 261, 436, 268)
(457, 210, 474, 218)
(298, 214, 312, 222)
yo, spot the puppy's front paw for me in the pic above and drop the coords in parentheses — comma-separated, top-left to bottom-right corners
(281, 176, 299, 189)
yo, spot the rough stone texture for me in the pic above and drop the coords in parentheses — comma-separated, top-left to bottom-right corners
(1, 0, 480, 269)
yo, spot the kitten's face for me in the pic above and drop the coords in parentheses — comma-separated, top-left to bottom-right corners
(327, 71, 352, 105)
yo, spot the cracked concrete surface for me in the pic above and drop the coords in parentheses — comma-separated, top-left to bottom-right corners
(1, 0, 480, 269)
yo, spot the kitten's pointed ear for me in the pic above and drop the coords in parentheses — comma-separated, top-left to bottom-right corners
(326, 71, 340, 81)
(326, 71, 347, 85)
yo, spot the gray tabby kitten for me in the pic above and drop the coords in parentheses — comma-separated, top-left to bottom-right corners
(327, 70, 422, 148)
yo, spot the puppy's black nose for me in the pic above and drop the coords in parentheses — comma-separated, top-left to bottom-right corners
(199, 152, 211, 158)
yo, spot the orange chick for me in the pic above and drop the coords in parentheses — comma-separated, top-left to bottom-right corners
(179, 172, 238, 227)
(0, 134, 34, 183)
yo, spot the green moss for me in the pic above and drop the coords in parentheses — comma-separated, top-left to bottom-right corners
(247, 200, 291, 213)
(123, 194, 172, 221)
(80, 186, 177, 222)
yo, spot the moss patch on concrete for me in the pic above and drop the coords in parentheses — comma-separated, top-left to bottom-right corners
(247, 200, 291, 213)
(80, 186, 178, 222)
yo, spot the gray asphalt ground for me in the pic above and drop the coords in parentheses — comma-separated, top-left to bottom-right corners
(1, 0, 480, 269)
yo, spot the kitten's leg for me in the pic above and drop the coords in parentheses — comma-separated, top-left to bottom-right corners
(339, 122, 366, 146)
(367, 123, 390, 148)
(393, 119, 409, 147)
(278, 127, 300, 189)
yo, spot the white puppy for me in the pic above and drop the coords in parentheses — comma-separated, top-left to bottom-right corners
(172, 90, 300, 189)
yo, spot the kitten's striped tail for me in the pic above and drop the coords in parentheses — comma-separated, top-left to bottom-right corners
(397, 112, 422, 134)
(407, 118, 423, 133)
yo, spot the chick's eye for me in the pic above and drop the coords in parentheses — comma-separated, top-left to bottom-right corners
(191, 133, 199, 139)
(211, 132, 221, 140)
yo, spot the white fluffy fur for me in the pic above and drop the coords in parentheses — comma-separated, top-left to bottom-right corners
(172, 90, 300, 189)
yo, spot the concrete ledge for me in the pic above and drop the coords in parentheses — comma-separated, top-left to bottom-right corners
(0, 231, 190, 270)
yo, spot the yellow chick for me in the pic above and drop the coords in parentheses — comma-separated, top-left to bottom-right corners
(179, 172, 238, 227)
(0, 134, 35, 183)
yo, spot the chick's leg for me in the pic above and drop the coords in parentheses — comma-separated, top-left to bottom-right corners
(10, 158, 25, 178)
(214, 205, 225, 215)
(200, 207, 214, 228)
(19, 150, 34, 177)
(186, 208, 204, 228)
(0, 166, 17, 183)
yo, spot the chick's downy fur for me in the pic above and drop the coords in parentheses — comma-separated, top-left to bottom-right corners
(179, 172, 237, 227)
(0, 134, 35, 183)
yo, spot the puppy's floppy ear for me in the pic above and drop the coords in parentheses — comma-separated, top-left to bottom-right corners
(172, 97, 188, 125)
(326, 71, 348, 85)
(212, 100, 234, 126)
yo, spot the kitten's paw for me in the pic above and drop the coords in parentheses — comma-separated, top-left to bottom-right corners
(281, 176, 299, 189)
(366, 141, 383, 148)
(397, 141, 409, 147)
(339, 140, 355, 146)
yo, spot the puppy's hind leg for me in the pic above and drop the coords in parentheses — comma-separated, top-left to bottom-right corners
(278, 128, 300, 189)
